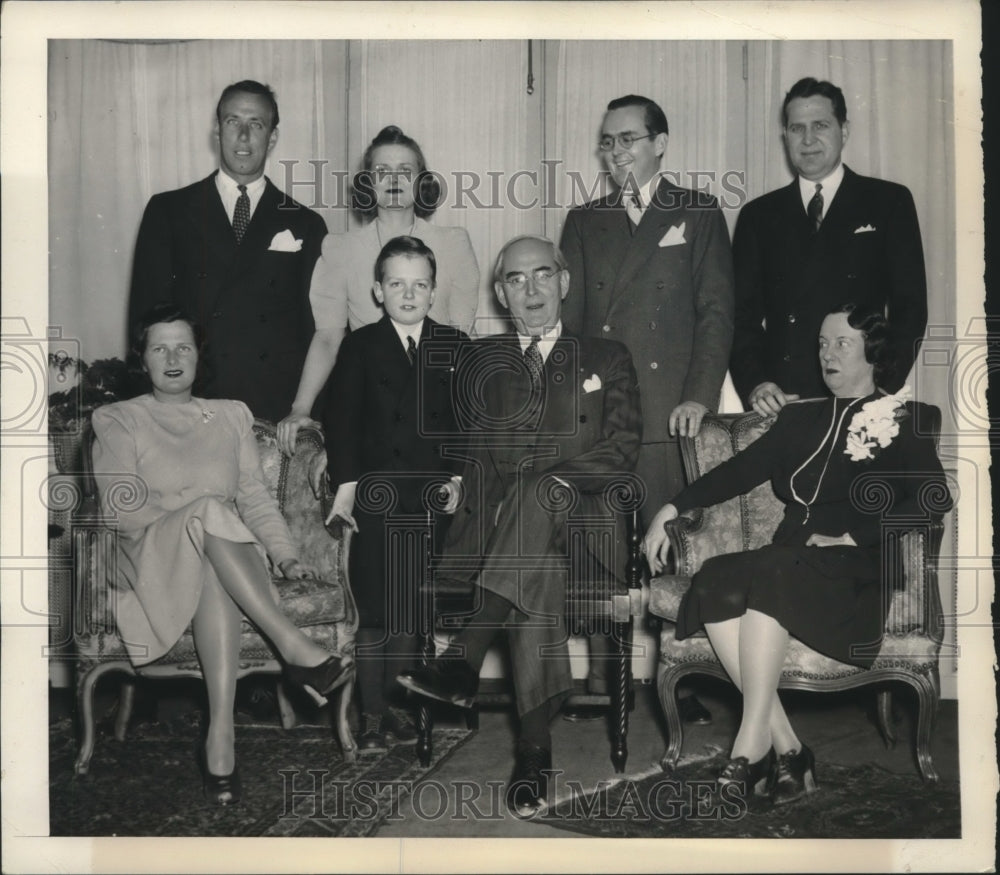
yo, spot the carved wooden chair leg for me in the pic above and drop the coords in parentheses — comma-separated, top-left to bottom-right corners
(876, 689, 896, 748)
(466, 707, 480, 731)
(113, 677, 136, 741)
(415, 627, 434, 767)
(657, 663, 686, 772)
(75, 662, 127, 776)
(913, 670, 941, 783)
(336, 670, 358, 763)
(275, 679, 298, 731)
(610, 619, 631, 774)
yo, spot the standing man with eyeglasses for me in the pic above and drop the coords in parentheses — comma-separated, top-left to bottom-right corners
(729, 77, 927, 417)
(560, 94, 734, 724)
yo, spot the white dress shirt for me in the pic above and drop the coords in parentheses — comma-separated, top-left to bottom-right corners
(216, 171, 267, 225)
(798, 162, 845, 220)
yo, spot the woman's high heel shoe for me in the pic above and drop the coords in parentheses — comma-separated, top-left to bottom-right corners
(198, 747, 242, 806)
(285, 655, 351, 706)
(769, 744, 818, 806)
(717, 748, 775, 803)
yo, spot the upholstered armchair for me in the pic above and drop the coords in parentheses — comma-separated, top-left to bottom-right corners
(68, 420, 358, 775)
(648, 410, 950, 782)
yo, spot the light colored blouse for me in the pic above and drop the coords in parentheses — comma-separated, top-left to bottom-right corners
(308, 217, 480, 352)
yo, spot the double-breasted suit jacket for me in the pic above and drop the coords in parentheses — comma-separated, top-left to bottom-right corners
(560, 178, 735, 510)
(730, 166, 927, 405)
(129, 173, 328, 423)
(324, 315, 467, 627)
(441, 331, 642, 714)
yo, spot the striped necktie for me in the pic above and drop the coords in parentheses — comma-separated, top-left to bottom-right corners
(807, 183, 824, 232)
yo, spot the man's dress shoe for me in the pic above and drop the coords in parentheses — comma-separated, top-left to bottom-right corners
(396, 658, 479, 709)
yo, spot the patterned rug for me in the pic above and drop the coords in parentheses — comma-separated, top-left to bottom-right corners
(534, 745, 961, 839)
(49, 714, 472, 837)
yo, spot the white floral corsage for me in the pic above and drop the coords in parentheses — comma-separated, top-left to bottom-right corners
(844, 385, 912, 462)
(201, 407, 216, 423)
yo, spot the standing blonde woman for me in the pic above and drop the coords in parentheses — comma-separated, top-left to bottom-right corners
(277, 125, 479, 455)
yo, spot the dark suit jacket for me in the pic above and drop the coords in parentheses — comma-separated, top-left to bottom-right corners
(444, 332, 642, 581)
(129, 173, 328, 423)
(560, 178, 735, 444)
(323, 315, 467, 624)
(730, 166, 927, 404)
(324, 315, 466, 493)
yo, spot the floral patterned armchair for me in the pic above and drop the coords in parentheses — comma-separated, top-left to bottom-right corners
(66, 419, 358, 775)
(648, 409, 951, 782)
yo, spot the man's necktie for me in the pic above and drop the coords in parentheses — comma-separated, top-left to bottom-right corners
(625, 193, 643, 235)
(233, 184, 250, 244)
(807, 183, 824, 232)
(407, 334, 417, 366)
(524, 336, 543, 388)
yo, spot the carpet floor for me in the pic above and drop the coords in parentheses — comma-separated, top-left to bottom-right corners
(534, 743, 961, 839)
(49, 713, 472, 837)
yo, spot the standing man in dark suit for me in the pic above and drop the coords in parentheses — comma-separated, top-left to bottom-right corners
(730, 76, 927, 416)
(129, 80, 327, 424)
(398, 235, 642, 816)
(559, 95, 734, 722)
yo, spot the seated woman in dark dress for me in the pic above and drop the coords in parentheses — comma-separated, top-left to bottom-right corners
(643, 303, 951, 806)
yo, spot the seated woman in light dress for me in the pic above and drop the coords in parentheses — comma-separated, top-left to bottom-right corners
(92, 304, 351, 806)
(644, 304, 951, 807)
(277, 124, 479, 455)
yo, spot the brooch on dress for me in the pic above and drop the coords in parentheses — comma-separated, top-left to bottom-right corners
(844, 385, 912, 462)
(201, 408, 216, 423)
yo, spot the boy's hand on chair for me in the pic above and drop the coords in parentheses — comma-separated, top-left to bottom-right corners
(440, 477, 463, 514)
(325, 481, 359, 532)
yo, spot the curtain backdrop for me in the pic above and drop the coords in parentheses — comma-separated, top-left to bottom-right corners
(49, 38, 953, 416)
(48, 39, 348, 362)
(352, 39, 533, 332)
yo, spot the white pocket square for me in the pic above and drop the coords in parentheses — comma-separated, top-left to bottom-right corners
(854, 224, 877, 234)
(658, 222, 687, 247)
(268, 229, 303, 251)
(583, 374, 602, 393)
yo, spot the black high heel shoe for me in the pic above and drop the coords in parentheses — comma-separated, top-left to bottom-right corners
(285, 655, 351, 706)
(769, 744, 818, 806)
(198, 746, 242, 806)
(717, 748, 775, 803)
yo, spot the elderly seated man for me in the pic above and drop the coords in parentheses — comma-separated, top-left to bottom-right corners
(398, 234, 642, 816)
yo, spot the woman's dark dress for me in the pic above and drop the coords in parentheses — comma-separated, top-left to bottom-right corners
(672, 394, 950, 667)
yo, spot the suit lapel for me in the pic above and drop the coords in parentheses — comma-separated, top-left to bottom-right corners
(817, 166, 860, 234)
(537, 336, 577, 435)
(192, 174, 240, 312)
(611, 177, 681, 305)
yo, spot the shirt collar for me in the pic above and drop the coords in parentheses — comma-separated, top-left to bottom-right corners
(217, 169, 267, 198)
(389, 317, 425, 351)
(517, 321, 562, 362)
(627, 174, 661, 210)
(798, 162, 845, 215)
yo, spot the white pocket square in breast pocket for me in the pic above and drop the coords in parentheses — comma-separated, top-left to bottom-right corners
(268, 229, 303, 251)
(582, 374, 602, 393)
(658, 222, 687, 247)
(853, 224, 877, 234)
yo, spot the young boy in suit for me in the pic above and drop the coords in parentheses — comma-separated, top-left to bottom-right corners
(322, 235, 467, 751)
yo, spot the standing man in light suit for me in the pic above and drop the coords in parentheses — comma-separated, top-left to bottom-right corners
(129, 80, 328, 424)
(730, 77, 927, 416)
(560, 95, 735, 722)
